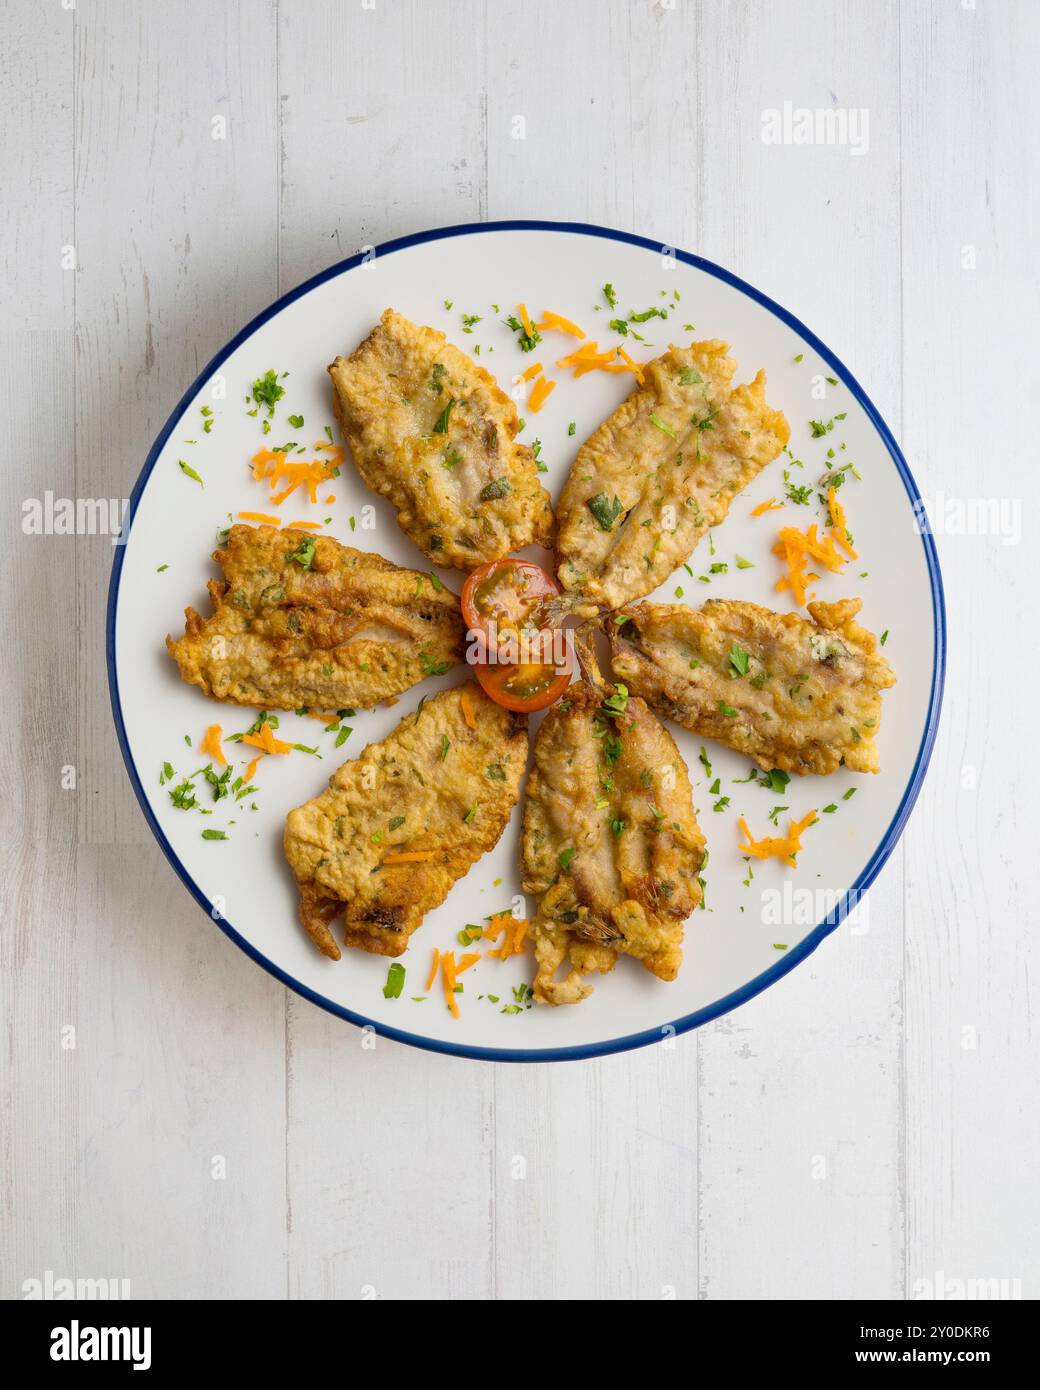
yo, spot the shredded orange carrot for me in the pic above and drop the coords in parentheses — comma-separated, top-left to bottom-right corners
(751, 497, 783, 517)
(528, 376, 556, 412)
(199, 724, 227, 766)
(270, 479, 301, 506)
(456, 953, 480, 974)
(382, 850, 436, 865)
(517, 361, 543, 383)
(242, 722, 293, 756)
(425, 948, 440, 993)
(737, 809, 818, 868)
(238, 511, 281, 525)
(826, 486, 858, 560)
(251, 447, 280, 480)
(309, 712, 340, 724)
(773, 522, 848, 606)
(536, 310, 586, 338)
(287, 519, 321, 530)
(490, 919, 530, 960)
(242, 754, 263, 783)
(483, 913, 531, 960)
(517, 303, 534, 339)
(460, 688, 477, 730)
(441, 951, 460, 1018)
(250, 446, 341, 509)
(613, 346, 645, 385)
(481, 915, 507, 943)
(324, 494, 335, 504)
(557, 341, 615, 371)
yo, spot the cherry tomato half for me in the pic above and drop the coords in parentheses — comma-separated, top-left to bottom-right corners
(460, 557, 560, 635)
(461, 557, 571, 713)
(473, 657, 571, 713)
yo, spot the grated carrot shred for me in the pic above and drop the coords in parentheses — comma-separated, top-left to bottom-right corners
(751, 497, 784, 516)
(382, 850, 436, 864)
(528, 376, 556, 412)
(242, 754, 263, 783)
(200, 724, 227, 766)
(517, 303, 534, 339)
(456, 953, 480, 974)
(536, 310, 586, 338)
(286, 519, 321, 530)
(460, 688, 477, 730)
(773, 522, 848, 607)
(614, 346, 645, 385)
(517, 361, 543, 383)
(425, 948, 440, 992)
(826, 487, 858, 560)
(441, 951, 460, 1018)
(242, 722, 293, 756)
(238, 511, 281, 525)
(737, 809, 818, 868)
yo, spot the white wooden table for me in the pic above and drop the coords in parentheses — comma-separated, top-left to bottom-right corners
(3, 0, 1037, 1301)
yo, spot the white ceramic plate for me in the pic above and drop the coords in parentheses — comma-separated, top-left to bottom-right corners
(108, 221, 944, 1061)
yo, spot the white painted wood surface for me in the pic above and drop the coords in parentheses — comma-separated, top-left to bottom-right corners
(2, 0, 1036, 1300)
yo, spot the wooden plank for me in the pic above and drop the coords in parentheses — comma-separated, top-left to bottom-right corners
(692, 0, 906, 1299)
(0, 0, 78, 1300)
(276, 0, 489, 291)
(899, 0, 1040, 1300)
(67, 845, 287, 1298)
(277, 0, 495, 1301)
(75, 0, 280, 844)
(62, 0, 286, 1298)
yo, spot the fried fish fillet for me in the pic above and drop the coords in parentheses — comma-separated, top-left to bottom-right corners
(328, 308, 553, 570)
(166, 524, 464, 711)
(284, 684, 527, 960)
(608, 598, 896, 776)
(554, 341, 789, 614)
(521, 682, 706, 1005)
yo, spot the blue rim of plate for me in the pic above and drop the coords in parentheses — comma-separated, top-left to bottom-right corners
(107, 219, 946, 1064)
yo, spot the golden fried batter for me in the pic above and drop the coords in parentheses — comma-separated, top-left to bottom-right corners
(328, 309, 553, 570)
(609, 598, 896, 775)
(284, 684, 528, 960)
(554, 341, 789, 614)
(166, 524, 464, 711)
(522, 682, 706, 1005)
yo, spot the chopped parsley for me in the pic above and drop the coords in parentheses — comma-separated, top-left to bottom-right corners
(250, 369, 286, 417)
(382, 963, 406, 999)
(728, 643, 750, 678)
(479, 477, 511, 502)
(288, 536, 316, 570)
(433, 398, 456, 433)
(178, 459, 203, 487)
(586, 492, 623, 531)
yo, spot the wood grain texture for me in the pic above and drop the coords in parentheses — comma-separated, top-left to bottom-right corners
(1, 0, 1036, 1301)
(899, 0, 1040, 1301)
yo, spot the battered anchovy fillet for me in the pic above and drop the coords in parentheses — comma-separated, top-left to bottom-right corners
(554, 340, 789, 614)
(522, 682, 706, 1005)
(328, 308, 553, 570)
(166, 524, 465, 711)
(609, 598, 896, 776)
(284, 685, 527, 960)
